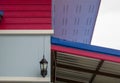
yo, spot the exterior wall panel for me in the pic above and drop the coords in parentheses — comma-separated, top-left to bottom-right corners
(0, 0, 52, 82)
(0, 0, 51, 30)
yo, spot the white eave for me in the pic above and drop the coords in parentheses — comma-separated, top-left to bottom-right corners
(0, 30, 54, 35)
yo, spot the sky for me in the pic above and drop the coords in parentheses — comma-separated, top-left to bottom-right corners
(91, 0, 120, 50)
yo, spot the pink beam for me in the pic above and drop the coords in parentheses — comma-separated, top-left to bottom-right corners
(52, 45, 120, 63)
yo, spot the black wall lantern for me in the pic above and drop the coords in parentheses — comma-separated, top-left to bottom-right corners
(0, 11, 3, 22)
(40, 55, 48, 77)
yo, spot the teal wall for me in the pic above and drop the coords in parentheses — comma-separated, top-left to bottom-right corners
(0, 35, 51, 78)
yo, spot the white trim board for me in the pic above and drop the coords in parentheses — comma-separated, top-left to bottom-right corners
(0, 30, 54, 35)
(0, 77, 50, 82)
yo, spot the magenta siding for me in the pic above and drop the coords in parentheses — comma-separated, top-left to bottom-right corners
(0, 24, 51, 30)
(2, 18, 51, 24)
(0, 0, 51, 30)
(3, 12, 51, 18)
(0, 0, 51, 4)
(0, 5, 51, 11)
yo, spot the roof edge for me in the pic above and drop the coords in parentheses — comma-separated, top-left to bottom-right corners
(51, 37, 120, 57)
(52, 45, 120, 63)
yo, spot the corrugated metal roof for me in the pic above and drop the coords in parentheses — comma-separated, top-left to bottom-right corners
(51, 37, 120, 83)
(52, 52, 120, 83)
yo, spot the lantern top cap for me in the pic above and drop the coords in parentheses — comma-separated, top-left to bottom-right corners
(40, 55, 48, 64)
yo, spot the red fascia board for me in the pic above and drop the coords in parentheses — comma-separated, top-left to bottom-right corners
(52, 45, 120, 63)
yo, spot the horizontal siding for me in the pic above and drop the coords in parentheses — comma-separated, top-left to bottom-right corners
(0, 24, 51, 30)
(0, 0, 51, 5)
(0, 5, 51, 11)
(0, 0, 51, 30)
(4, 11, 51, 18)
(2, 18, 51, 24)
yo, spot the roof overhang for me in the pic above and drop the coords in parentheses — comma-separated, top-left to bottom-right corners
(51, 37, 120, 63)
(51, 37, 120, 83)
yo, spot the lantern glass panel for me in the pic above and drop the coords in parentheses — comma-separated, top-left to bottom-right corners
(43, 63, 48, 70)
(40, 64, 44, 70)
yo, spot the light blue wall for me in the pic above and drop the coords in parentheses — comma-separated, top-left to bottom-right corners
(0, 35, 51, 78)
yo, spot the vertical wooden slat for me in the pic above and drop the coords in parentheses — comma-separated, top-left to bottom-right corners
(51, 51, 57, 83)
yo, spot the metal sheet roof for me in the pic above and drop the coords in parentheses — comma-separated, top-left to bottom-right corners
(51, 37, 120, 83)
(52, 52, 120, 83)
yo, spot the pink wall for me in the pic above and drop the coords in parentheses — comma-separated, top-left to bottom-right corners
(0, 0, 51, 30)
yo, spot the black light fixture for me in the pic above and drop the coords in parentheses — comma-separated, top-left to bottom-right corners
(0, 11, 3, 22)
(40, 55, 48, 77)
(39, 36, 48, 77)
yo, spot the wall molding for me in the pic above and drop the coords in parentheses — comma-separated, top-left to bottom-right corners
(0, 30, 54, 35)
(0, 77, 50, 82)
